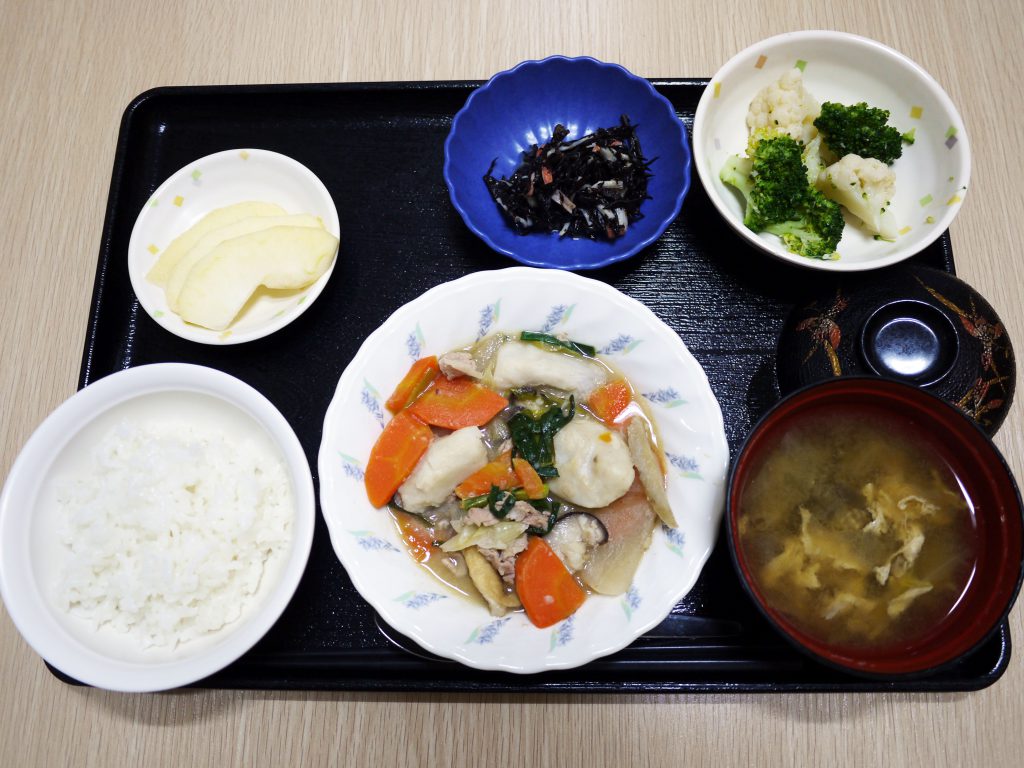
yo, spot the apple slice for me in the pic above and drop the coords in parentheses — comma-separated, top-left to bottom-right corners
(175, 226, 339, 331)
(164, 213, 324, 311)
(146, 201, 286, 286)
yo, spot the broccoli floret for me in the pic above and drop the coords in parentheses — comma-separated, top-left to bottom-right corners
(748, 134, 808, 223)
(813, 102, 904, 164)
(721, 134, 808, 231)
(765, 188, 845, 260)
(720, 134, 844, 260)
(720, 154, 763, 229)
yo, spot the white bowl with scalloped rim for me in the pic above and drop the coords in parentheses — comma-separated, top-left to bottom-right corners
(127, 148, 340, 344)
(318, 267, 729, 673)
(693, 31, 970, 271)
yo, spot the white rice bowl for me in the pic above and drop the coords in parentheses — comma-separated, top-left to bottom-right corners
(0, 364, 315, 691)
(318, 267, 729, 673)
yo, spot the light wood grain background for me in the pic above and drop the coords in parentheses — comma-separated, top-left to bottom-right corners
(2, 1, 1022, 766)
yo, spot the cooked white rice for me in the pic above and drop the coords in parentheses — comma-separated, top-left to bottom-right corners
(54, 418, 292, 649)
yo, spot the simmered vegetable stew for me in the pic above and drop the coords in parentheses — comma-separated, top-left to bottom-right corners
(364, 331, 676, 627)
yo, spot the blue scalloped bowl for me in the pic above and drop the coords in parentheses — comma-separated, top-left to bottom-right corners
(444, 56, 691, 270)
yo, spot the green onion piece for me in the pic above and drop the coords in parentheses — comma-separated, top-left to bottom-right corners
(460, 487, 530, 511)
(508, 395, 575, 478)
(526, 498, 560, 535)
(487, 485, 517, 518)
(520, 331, 596, 357)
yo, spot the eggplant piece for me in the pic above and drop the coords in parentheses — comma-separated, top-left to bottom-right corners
(463, 546, 523, 616)
(625, 416, 677, 528)
(544, 512, 609, 572)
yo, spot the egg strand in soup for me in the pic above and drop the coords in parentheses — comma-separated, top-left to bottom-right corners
(365, 331, 676, 628)
(736, 407, 978, 650)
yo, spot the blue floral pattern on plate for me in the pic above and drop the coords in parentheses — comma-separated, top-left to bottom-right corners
(600, 334, 642, 355)
(662, 524, 685, 557)
(643, 387, 687, 408)
(667, 452, 702, 479)
(394, 591, 448, 609)
(406, 323, 425, 360)
(361, 380, 385, 428)
(540, 303, 576, 333)
(549, 615, 575, 650)
(620, 586, 642, 620)
(466, 617, 510, 644)
(477, 300, 502, 340)
(349, 530, 400, 553)
(338, 452, 365, 481)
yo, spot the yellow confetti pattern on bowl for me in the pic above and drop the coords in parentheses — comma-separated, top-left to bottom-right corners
(191, 169, 202, 181)
(947, 194, 962, 205)
(919, 194, 933, 207)
(713, 82, 721, 98)
(945, 126, 958, 138)
(173, 195, 184, 207)
(899, 226, 912, 236)
(910, 106, 923, 119)
(925, 216, 936, 224)
(240, 150, 250, 160)
(147, 244, 159, 255)
(794, 59, 807, 71)
(754, 55, 767, 69)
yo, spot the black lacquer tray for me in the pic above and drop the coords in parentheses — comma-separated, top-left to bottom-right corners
(60, 79, 1010, 692)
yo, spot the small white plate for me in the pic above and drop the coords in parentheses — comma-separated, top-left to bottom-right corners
(0, 364, 315, 692)
(693, 31, 970, 271)
(318, 267, 730, 673)
(127, 149, 340, 344)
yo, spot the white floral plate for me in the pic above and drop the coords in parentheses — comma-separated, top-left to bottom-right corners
(318, 267, 729, 673)
(127, 148, 340, 344)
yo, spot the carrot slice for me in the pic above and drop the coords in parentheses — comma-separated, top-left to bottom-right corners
(393, 510, 437, 563)
(455, 450, 516, 499)
(364, 411, 433, 507)
(407, 376, 508, 429)
(587, 379, 632, 424)
(385, 356, 440, 414)
(515, 537, 586, 628)
(512, 458, 547, 500)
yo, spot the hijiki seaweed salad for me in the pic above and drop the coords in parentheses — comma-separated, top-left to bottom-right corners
(484, 117, 654, 241)
(363, 331, 676, 628)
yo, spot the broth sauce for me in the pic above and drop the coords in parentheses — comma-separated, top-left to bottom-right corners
(737, 407, 978, 650)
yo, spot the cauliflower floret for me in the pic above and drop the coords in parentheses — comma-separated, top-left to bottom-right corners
(746, 67, 821, 146)
(815, 154, 898, 239)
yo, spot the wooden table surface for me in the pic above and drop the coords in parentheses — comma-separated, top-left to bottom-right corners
(2, 0, 1022, 765)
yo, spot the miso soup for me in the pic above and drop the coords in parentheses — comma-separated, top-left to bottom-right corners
(736, 407, 978, 650)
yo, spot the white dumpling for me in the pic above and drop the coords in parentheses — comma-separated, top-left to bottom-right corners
(490, 341, 609, 398)
(396, 427, 487, 513)
(548, 417, 634, 508)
